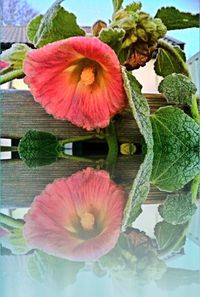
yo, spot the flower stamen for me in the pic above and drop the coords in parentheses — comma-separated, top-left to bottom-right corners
(80, 66, 95, 86)
(80, 212, 95, 230)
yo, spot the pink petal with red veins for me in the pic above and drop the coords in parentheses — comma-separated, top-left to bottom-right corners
(24, 37, 127, 130)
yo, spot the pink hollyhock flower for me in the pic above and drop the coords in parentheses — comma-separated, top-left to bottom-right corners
(23, 168, 125, 261)
(23, 37, 126, 130)
(0, 60, 9, 70)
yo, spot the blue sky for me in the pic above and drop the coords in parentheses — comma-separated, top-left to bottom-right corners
(27, 0, 199, 58)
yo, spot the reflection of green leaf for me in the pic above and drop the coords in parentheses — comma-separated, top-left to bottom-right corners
(0, 228, 29, 255)
(18, 130, 60, 168)
(158, 74, 197, 106)
(158, 192, 197, 225)
(28, 251, 84, 288)
(121, 70, 153, 229)
(157, 267, 200, 290)
(99, 27, 125, 53)
(154, 47, 186, 77)
(154, 220, 188, 256)
(155, 7, 199, 30)
(27, 0, 85, 48)
(151, 106, 200, 192)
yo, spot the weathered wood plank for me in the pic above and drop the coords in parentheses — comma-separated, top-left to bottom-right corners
(1, 157, 166, 208)
(1, 90, 170, 142)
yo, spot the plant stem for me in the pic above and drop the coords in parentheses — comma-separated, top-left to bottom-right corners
(59, 133, 105, 146)
(105, 121, 119, 177)
(1, 146, 18, 152)
(157, 40, 190, 77)
(191, 173, 200, 203)
(58, 151, 103, 164)
(0, 213, 24, 229)
(0, 69, 25, 84)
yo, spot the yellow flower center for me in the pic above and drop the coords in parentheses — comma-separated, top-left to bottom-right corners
(80, 212, 95, 231)
(80, 66, 95, 86)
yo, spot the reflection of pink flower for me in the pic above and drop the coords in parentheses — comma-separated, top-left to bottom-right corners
(0, 227, 9, 237)
(23, 37, 126, 130)
(24, 168, 125, 261)
(0, 60, 9, 70)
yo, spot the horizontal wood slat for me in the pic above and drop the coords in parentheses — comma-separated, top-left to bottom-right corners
(1, 157, 166, 208)
(1, 90, 171, 142)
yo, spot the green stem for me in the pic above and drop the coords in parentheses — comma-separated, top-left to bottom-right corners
(1, 146, 18, 152)
(58, 151, 104, 165)
(191, 95, 200, 125)
(157, 40, 190, 77)
(105, 121, 119, 177)
(191, 173, 200, 203)
(0, 213, 24, 229)
(0, 69, 25, 84)
(59, 133, 105, 146)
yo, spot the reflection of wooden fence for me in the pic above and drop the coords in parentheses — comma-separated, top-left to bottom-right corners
(1, 90, 171, 208)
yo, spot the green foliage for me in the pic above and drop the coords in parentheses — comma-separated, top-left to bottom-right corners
(0, 43, 31, 70)
(155, 7, 200, 30)
(121, 70, 153, 229)
(158, 73, 197, 106)
(99, 27, 125, 53)
(158, 192, 197, 225)
(154, 47, 187, 77)
(151, 106, 200, 192)
(28, 251, 84, 288)
(0, 227, 29, 255)
(112, 0, 124, 13)
(18, 130, 60, 168)
(27, 0, 85, 48)
(154, 220, 188, 256)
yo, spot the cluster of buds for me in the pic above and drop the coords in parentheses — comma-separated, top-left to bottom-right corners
(112, 2, 167, 70)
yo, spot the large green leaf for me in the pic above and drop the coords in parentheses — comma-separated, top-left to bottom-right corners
(28, 251, 84, 288)
(18, 130, 60, 168)
(151, 106, 200, 192)
(154, 220, 188, 257)
(27, 0, 85, 48)
(158, 192, 197, 225)
(154, 47, 186, 77)
(155, 7, 199, 30)
(121, 69, 154, 229)
(158, 73, 197, 106)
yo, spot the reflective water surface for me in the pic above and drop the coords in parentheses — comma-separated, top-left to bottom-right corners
(1, 151, 200, 297)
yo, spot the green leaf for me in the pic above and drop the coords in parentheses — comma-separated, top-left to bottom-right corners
(121, 69, 154, 229)
(155, 7, 199, 30)
(154, 220, 188, 256)
(154, 46, 186, 77)
(112, 0, 124, 13)
(18, 130, 60, 168)
(27, 0, 85, 48)
(99, 27, 125, 53)
(26, 15, 43, 43)
(158, 192, 197, 225)
(0, 43, 31, 70)
(122, 69, 153, 148)
(28, 251, 84, 288)
(158, 73, 197, 106)
(151, 106, 200, 192)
